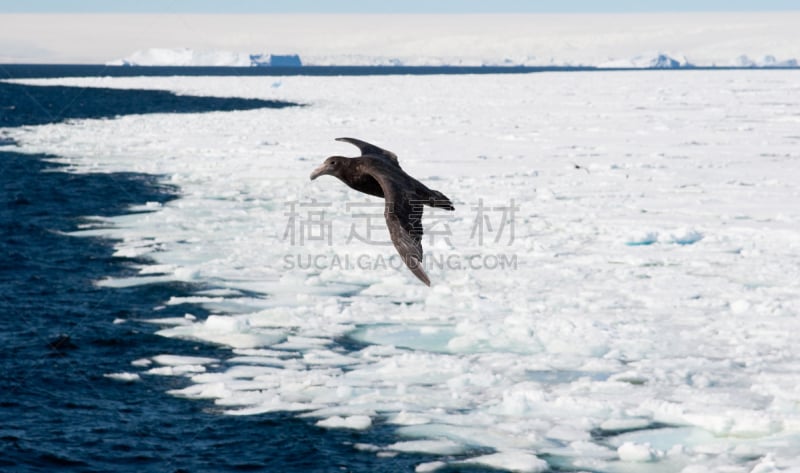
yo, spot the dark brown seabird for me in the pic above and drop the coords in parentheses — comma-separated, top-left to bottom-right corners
(310, 137, 455, 286)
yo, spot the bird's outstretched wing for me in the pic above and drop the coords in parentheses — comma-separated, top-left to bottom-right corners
(361, 163, 430, 286)
(386, 198, 429, 286)
(336, 137, 400, 167)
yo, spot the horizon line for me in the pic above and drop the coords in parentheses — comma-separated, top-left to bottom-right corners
(4, 10, 800, 14)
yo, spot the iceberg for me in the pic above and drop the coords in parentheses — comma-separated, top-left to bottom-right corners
(109, 48, 250, 66)
(249, 53, 302, 67)
(598, 52, 693, 69)
(649, 53, 691, 69)
(109, 48, 302, 67)
(733, 54, 798, 68)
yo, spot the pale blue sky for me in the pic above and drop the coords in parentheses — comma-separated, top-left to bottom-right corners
(1, 0, 798, 13)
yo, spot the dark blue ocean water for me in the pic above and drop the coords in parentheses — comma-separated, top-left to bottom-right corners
(1, 64, 599, 79)
(0, 74, 484, 472)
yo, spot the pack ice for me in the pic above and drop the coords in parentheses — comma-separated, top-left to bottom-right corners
(4, 70, 800, 472)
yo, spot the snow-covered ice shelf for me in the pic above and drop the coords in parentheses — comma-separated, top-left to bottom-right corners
(111, 47, 798, 69)
(4, 70, 800, 472)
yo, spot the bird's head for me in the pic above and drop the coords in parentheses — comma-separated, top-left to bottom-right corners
(310, 156, 348, 180)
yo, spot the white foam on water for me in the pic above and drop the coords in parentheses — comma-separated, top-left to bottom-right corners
(5, 71, 800, 472)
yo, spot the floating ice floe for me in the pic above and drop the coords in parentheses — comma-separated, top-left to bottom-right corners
(315, 415, 373, 430)
(103, 372, 141, 382)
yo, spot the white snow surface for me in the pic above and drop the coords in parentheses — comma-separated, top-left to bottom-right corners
(3, 70, 800, 472)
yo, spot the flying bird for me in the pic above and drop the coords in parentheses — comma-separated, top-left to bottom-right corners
(310, 138, 454, 286)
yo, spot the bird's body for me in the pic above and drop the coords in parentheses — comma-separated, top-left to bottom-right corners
(310, 138, 454, 286)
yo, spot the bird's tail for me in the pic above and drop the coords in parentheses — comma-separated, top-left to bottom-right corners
(425, 189, 455, 211)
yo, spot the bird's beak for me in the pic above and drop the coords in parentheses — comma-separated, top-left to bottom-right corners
(309, 162, 331, 181)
